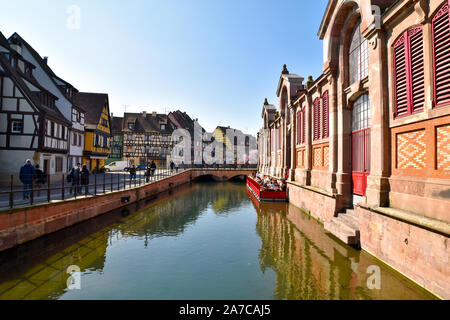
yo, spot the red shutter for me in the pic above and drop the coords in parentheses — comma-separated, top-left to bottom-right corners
(302, 108, 306, 144)
(432, 2, 450, 107)
(409, 27, 425, 112)
(296, 111, 301, 144)
(322, 91, 329, 138)
(393, 26, 424, 117)
(394, 35, 409, 116)
(313, 98, 320, 140)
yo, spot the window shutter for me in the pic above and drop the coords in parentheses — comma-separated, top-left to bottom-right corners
(296, 111, 301, 144)
(313, 98, 320, 140)
(322, 91, 329, 138)
(394, 35, 409, 116)
(409, 27, 425, 112)
(302, 108, 306, 144)
(432, 2, 450, 107)
(393, 26, 424, 117)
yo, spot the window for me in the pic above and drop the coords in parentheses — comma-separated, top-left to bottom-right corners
(313, 97, 321, 141)
(393, 26, 425, 117)
(79, 134, 82, 147)
(128, 122, 134, 130)
(101, 118, 108, 127)
(297, 108, 306, 145)
(55, 157, 63, 172)
(432, 2, 450, 107)
(352, 94, 370, 131)
(349, 20, 368, 84)
(321, 91, 329, 138)
(11, 120, 23, 133)
(73, 133, 77, 145)
(160, 124, 165, 130)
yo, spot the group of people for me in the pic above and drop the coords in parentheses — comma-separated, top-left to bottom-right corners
(67, 162, 90, 195)
(252, 173, 287, 192)
(19, 159, 47, 199)
(128, 161, 158, 183)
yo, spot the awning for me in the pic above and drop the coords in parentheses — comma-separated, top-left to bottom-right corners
(89, 156, 108, 160)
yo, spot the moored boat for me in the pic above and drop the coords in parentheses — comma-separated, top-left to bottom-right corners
(246, 175, 288, 202)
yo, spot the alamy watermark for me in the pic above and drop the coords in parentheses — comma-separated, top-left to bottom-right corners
(66, 5, 81, 30)
(66, 265, 81, 290)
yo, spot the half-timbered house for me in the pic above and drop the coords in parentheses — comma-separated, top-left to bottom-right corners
(0, 32, 70, 184)
(122, 112, 176, 167)
(73, 93, 111, 171)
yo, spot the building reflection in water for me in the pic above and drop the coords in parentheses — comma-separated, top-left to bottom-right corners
(250, 190, 436, 300)
(0, 182, 436, 300)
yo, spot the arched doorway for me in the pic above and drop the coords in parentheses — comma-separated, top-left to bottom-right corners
(351, 94, 370, 196)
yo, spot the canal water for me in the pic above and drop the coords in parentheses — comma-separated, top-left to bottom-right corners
(0, 182, 437, 300)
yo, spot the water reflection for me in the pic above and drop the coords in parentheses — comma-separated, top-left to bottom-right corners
(0, 182, 437, 300)
(250, 191, 437, 300)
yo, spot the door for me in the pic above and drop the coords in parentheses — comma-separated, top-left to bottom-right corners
(43, 159, 49, 175)
(351, 94, 371, 196)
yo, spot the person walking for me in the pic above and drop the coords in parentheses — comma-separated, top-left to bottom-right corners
(34, 164, 47, 197)
(69, 163, 82, 195)
(150, 161, 156, 177)
(19, 159, 35, 200)
(129, 164, 137, 180)
(170, 160, 175, 173)
(81, 165, 90, 195)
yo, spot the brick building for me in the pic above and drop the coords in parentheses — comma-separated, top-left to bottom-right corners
(257, 0, 449, 299)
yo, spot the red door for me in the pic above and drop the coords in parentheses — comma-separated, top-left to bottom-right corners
(351, 94, 371, 196)
(352, 129, 370, 195)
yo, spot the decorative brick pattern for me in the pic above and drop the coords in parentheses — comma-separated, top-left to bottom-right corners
(313, 147, 322, 168)
(437, 124, 450, 170)
(323, 146, 329, 169)
(396, 130, 426, 169)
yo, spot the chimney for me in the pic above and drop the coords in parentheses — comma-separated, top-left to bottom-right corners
(142, 111, 147, 117)
(152, 111, 157, 117)
(43, 56, 48, 64)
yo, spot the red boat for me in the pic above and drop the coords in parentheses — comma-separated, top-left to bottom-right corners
(246, 175, 288, 202)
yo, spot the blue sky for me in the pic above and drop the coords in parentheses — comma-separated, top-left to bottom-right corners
(0, 0, 327, 134)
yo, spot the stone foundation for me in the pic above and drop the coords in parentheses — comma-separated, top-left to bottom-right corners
(357, 205, 449, 299)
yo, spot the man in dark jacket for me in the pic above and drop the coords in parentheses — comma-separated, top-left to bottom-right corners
(34, 164, 47, 197)
(20, 159, 35, 199)
(150, 161, 156, 176)
(69, 163, 82, 195)
(81, 165, 90, 195)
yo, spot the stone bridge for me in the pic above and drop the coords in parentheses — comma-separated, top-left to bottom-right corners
(189, 168, 256, 181)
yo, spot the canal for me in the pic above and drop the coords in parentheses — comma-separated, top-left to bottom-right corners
(0, 182, 437, 300)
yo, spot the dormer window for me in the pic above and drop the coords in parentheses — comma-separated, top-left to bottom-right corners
(128, 122, 134, 130)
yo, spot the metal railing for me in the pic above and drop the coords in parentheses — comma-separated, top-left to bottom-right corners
(0, 164, 257, 209)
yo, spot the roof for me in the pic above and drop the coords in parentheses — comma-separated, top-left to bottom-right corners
(0, 36, 69, 124)
(8, 33, 77, 105)
(111, 116, 123, 134)
(73, 92, 109, 128)
(122, 112, 176, 135)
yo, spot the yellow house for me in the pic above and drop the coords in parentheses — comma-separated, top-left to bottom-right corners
(212, 126, 237, 164)
(73, 93, 111, 171)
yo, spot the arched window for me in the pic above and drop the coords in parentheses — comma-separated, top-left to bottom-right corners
(393, 26, 424, 117)
(432, 1, 450, 107)
(349, 20, 368, 84)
